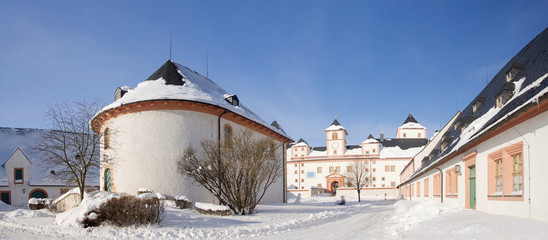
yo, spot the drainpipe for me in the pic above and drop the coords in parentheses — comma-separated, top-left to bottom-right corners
(436, 167, 444, 203)
(282, 139, 290, 203)
(215, 110, 227, 205)
(218, 110, 228, 142)
(513, 127, 531, 219)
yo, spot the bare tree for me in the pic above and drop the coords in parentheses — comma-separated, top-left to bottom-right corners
(34, 101, 101, 200)
(345, 160, 370, 202)
(177, 130, 281, 215)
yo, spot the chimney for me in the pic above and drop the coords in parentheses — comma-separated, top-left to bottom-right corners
(380, 132, 384, 141)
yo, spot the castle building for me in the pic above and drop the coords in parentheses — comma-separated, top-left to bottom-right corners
(90, 60, 291, 203)
(399, 28, 548, 222)
(287, 115, 428, 198)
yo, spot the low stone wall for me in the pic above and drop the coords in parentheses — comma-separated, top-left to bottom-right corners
(51, 193, 81, 212)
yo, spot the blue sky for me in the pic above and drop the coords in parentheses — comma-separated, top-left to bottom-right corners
(1, 1, 547, 147)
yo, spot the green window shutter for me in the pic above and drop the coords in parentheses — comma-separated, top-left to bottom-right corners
(1, 192, 9, 204)
(30, 190, 47, 199)
(15, 169, 23, 180)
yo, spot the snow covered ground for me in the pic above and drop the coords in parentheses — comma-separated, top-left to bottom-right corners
(1, 195, 547, 240)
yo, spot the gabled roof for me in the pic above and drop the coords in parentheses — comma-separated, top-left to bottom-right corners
(2, 147, 32, 167)
(403, 27, 548, 183)
(93, 60, 291, 141)
(0, 127, 99, 186)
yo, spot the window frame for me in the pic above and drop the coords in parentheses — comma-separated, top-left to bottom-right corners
(14, 168, 23, 184)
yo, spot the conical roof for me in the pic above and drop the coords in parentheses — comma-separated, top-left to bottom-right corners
(92, 60, 291, 141)
(403, 114, 418, 124)
(399, 114, 425, 129)
(325, 119, 345, 131)
(362, 134, 379, 144)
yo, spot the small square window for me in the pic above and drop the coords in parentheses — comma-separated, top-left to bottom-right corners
(317, 167, 322, 173)
(301, 170, 304, 174)
(294, 170, 297, 174)
(382, 177, 385, 181)
(336, 166, 341, 173)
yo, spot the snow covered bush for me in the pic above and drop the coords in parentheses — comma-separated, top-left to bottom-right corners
(28, 198, 51, 210)
(194, 202, 231, 216)
(81, 195, 165, 228)
(175, 195, 192, 209)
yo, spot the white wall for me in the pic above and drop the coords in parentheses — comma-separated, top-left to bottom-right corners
(102, 109, 285, 204)
(401, 111, 548, 222)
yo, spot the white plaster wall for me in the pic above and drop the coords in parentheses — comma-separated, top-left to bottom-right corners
(401, 111, 548, 221)
(286, 158, 407, 197)
(103, 109, 285, 204)
(473, 111, 548, 221)
(397, 128, 426, 138)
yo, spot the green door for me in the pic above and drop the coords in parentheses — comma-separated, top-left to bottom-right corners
(105, 169, 112, 192)
(469, 166, 476, 209)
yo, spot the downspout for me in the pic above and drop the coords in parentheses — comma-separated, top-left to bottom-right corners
(513, 127, 531, 219)
(436, 167, 444, 203)
(282, 139, 290, 203)
(216, 110, 227, 205)
(218, 110, 228, 142)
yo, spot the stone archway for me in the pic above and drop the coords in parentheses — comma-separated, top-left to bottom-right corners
(326, 173, 345, 194)
(331, 181, 339, 194)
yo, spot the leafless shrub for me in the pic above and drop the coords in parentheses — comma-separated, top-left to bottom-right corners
(177, 130, 281, 215)
(82, 195, 165, 228)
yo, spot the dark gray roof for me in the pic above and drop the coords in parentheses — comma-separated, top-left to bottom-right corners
(378, 138, 428, 150)
(146, 60, 185, 86)
(403, 114, 418, 124)
(367, 134, 375, 139)
(410, 27, 548, 178)
(330, 119, 342, 126)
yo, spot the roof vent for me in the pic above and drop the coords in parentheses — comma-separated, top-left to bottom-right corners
(225, 94, 239, 107)
(50, 170, 56, 175)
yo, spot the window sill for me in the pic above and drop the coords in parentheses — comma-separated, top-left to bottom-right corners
(445, 194, 458, 198)
(488, 194, 524, 201)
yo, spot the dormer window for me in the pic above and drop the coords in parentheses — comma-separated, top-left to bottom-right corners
(224, 94, 239, 107)
(496, 94, 504, 108)
(505, 63, 523, 82)
(472, 97, 485, 113)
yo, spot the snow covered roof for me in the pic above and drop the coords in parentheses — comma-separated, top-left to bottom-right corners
(0, 127, 99, 186)
(404, 27, 548, 183)
(398, 114, 425, 129)
(291, 138, 309, 147)
(362, 134, 379, 144)
(93, 60, 291, 141)
(325, 119, 346, 131)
